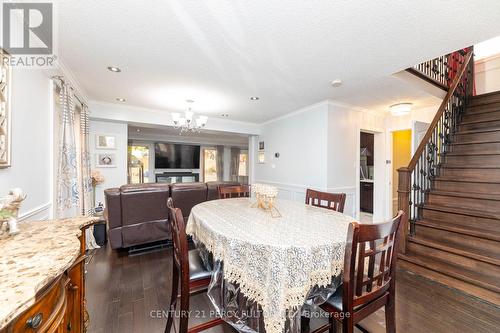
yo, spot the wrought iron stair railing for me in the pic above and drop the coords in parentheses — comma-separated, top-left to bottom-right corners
(406, 49, 470, 91)
(397, 48, 474, 254)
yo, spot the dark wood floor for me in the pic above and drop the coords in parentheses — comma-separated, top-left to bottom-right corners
(86, 243, 500, 333)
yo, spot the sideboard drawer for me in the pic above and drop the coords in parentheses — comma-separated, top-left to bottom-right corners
(10, 276, 68, 333)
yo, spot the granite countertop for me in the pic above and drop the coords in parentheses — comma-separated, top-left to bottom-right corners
(0, 216, 98, 329)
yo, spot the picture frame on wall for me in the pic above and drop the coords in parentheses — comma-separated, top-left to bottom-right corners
(0, 49, 12, 168)
(96, 152, 116, 168)
(258, 141, 265, 150)
(95, 134, 116, 149)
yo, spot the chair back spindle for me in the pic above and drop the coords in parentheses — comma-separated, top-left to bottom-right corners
(305, 188, 346, 213)
(344, 211, 405, 310)
(218, 185, 251, 199)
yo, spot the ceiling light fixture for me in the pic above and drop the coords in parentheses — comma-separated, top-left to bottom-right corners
(250, 96, 260, 100)
(116, 97, 126, 102)
(330, 79, 343, 87)
(172, 100, 208, 134)
(107, 66, 121, 73)
(390, 103, 412, 116)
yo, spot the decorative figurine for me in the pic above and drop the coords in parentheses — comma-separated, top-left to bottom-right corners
(0, 188, 27, 236)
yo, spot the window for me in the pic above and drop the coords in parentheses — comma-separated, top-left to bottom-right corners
(238, 153, 248, 176)
(128, 145, 150, 183)
(203, 149, 218, 182)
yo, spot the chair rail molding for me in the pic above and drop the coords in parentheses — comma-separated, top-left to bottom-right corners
(254, 180, 357, 218)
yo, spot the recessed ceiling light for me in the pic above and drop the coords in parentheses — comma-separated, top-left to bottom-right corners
(221, 113, 229, 118)
(107, 66, 121, 73)
(136, 129, 141, 133)
(330, 79, 342, 87)
(250, 96, 260, 100)
(116, 97, 126, 102)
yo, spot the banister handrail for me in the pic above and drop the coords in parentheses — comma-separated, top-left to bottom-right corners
(397, 47, 474, 254)
(408, 50, 473, 171)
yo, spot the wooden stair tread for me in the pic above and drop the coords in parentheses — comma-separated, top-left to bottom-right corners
(419, 204, 500, 220)
(450, 140, 500, 145)
(460, 118, 500, 125)
(465, 107, 500, 116)
(429, 190, 500, 201)
(440, 164, 500, 169)
(441, 151, 500, 157)
(416, 219, 500, 242)
(455, 127, 500, 135)
(452, 139, 500, 145)
(434, 176, 500, 184)
(468, 91, 500, 107)
(408, 235, 500, 266)
(398, 253, 500, 294)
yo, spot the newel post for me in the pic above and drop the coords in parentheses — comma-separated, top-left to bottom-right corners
(397, 167, 411, 254)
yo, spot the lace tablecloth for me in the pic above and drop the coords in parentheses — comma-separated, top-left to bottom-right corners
(186, 198, 353, 333)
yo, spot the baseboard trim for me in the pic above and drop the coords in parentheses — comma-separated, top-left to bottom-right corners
(19, 202, 51, 221)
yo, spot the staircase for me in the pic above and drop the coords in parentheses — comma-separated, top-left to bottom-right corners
(397, 49, 500, 305)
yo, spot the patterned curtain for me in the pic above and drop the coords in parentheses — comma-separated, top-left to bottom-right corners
(230, 147, 240, 181)
(216, 145, 224, 181)
(80, 105, 92, 216)
(56, 83, 80, 218)
(80, 104, 100, 249)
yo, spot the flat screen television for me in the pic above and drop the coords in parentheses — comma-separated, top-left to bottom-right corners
(154, 143, 200, 169)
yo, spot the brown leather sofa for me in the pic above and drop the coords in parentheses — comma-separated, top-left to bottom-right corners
(104, 181, 240, 249)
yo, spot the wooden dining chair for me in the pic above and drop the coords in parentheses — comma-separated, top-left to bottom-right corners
(218, 185, 251, 199)
(313, 211, 405, 333)
(305, 188, 347, 213)
(165, 198, 224, 333)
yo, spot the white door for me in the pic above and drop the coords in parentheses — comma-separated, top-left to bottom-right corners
(412, 121, 430, 154)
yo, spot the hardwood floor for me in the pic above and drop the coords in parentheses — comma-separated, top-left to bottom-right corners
(86, 244, 500, 333)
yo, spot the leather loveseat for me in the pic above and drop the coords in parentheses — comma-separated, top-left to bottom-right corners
(104, 181, 240, 249)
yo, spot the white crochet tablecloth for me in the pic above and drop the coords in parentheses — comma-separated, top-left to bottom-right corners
(186, 198, 353, 333)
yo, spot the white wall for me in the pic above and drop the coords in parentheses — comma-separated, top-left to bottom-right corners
(253, 100, 387, 219)
(89, 120, 128, 205)
(254, 102, 329, 203)
(0, 68, 52, 220)
(327, 103, 385, 219)
(475, 55, 500, 95)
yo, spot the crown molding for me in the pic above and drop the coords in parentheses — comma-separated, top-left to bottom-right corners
(259, 100, 330, 126)
(44, 56, 89, 103)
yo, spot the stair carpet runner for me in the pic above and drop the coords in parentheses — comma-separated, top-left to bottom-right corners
(398, 90, 500, 306)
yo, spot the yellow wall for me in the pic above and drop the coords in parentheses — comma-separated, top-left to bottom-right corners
(392, 130, 412, 215)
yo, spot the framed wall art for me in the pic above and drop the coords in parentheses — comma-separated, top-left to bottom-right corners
(96, 153, 117, 168)
(0, 50, 11, 168)
(95, 134, 116, 149)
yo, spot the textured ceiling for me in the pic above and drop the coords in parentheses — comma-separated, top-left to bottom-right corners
(57, 0, 500, 123)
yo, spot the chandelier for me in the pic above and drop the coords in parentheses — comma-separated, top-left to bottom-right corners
(171, 100, 208, 133)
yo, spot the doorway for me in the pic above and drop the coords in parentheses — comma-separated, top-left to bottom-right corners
(360, 132, 375, 223)
(392, 130, 412, 215)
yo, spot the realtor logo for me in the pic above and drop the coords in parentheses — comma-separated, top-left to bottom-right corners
(3, 2, 53, 54)
(1, 2, 56, 67)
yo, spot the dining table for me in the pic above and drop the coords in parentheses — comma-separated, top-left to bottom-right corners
(186, 197, 355, 333)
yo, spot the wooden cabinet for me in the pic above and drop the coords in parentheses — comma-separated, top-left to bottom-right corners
(360, 181, 374, 213)
(2, 234, 88, 333)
